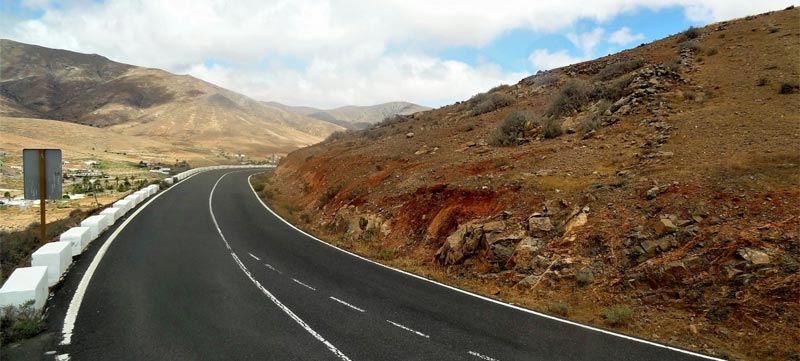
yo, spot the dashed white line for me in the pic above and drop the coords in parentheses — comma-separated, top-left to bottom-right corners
(293, 278, 317, 291)
(468, 350, 499, 361)
(248, 252, 261, 261)
(55, 354, 70, 361)
(386, 320, 430, 338)
(211, 173, 351, 361)
(264, 263, 282, 274)
(329, 297, 366, 313)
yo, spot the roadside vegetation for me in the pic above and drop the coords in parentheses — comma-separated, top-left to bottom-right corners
(1, 301, 45, 344)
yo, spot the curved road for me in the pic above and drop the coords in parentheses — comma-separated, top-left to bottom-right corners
(52, 169, 717, 360)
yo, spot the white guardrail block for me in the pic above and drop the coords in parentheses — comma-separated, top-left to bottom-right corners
(31, 241, 72, 286)
(0, 266, 48, 310)
(60, 227, 92, 256)
(124, 194, 140, 206)
(134, 190, 149, 201)
(114, 199, 134, 214)
(100, 207, 124, 222)
(80, 215, 111, 240)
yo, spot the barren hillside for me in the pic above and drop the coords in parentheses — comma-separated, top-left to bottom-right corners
(0, 39, 343, 156)
(268, 101, 432, 129)
(257, 7, 800, 360)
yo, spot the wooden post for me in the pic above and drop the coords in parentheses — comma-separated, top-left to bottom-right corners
(39, 149, 47, 244)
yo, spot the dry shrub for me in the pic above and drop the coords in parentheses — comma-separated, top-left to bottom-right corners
(596, 58, 644, 81)
(547, 79, 590, 117)
(469, 92, 514, 116)
(489, 110, 532, 146)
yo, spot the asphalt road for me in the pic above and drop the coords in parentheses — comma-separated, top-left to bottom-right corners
(52, 169, 718, 360)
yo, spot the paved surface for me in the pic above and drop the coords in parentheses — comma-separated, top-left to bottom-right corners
(51, 169, 716, 360)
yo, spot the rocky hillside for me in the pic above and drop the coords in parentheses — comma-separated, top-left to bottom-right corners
(0, 39, 343, 155)
(267, 101, 431, 129)
(256, 7, 800, 361)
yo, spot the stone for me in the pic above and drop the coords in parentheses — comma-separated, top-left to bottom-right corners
(435, 225, 467, 265)
(655, 237, 672, 252)
(737, 248, 770, 265)
(405, 132, 415, 138)
(641, 240, 659, 255)
(482, 221, 506, 233)
(654, 218, 678, 235)
(646, 186, 661, 199)
(506, 237, 546, 270)
(563, 207, 589, 235)
(527, 215, 553, 234)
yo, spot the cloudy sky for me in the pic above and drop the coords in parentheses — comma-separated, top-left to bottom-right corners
(1, 1, 796, 108)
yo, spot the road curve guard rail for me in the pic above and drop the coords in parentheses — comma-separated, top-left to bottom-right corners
(0, 164, 274, 311)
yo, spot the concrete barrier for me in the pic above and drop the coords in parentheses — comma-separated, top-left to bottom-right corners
(134, 190, 149, 201)
(124, 194, 140, 206)
(60, 227, 92, 256)
(146, 184, 160, 195)
(100, 207, 124, 222)
(31, 241, 72, 286)
(114, 199, 134, 213)
(81, 215, 111, 240)
(0, 266, 48, 310)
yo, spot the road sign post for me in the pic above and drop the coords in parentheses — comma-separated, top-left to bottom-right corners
(23, 149, 62, 245)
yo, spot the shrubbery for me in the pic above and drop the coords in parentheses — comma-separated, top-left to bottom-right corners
(489, 110, 532, 146)
(678, 26, 701, 42)
(468, 92, 514, 116)
(324, 131, 347, 142)
(596, 59, 644, 81)
(601, 305, 633, 326)
(547, 79, 590, 117)
(1, 301, 44, 343)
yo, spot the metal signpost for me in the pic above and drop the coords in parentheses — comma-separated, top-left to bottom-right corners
(23, 149, 63, 244)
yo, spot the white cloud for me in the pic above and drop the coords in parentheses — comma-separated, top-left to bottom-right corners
(188, 53, 524, 109)
(567, 28, 605, 56)
(608, 27, 645, 46)
(1, 0, 796, 108)
(528, 49, 587, 72)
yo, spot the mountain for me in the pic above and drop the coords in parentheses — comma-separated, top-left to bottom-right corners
(267, 101, 431, 129)
(0, 39, 343, 156)
(255, 7, 800, 361)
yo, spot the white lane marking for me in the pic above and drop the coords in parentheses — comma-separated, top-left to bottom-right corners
(468, 350, 499, 361)
(210, 172, 351, 361)
(293, 278, 317, 291)
(55, 354, 70, 361)
(247, 174, 724, 361)
(264, 263, 282, 274)
(386, 320, 430, 339)
(59, 171, 203, 346)
(248, 252, 261, 261)
(329, 296, 365, 313)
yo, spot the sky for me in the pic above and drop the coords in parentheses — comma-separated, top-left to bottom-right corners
(1, 1, 797, 109)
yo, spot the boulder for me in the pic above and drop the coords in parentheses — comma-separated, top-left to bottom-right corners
(435, 225, 468, 265)
(506, 237, 546, 271)
(654, 218, 678, 235)
(563, 207, 589, 235)
(484, 231, 525, 269)
(482, 221, 506, 233)
(528, 215, 553, 235)
(738, 248, 770, 265)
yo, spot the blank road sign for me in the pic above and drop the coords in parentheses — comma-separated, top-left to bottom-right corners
(23, 149, 63, 200)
